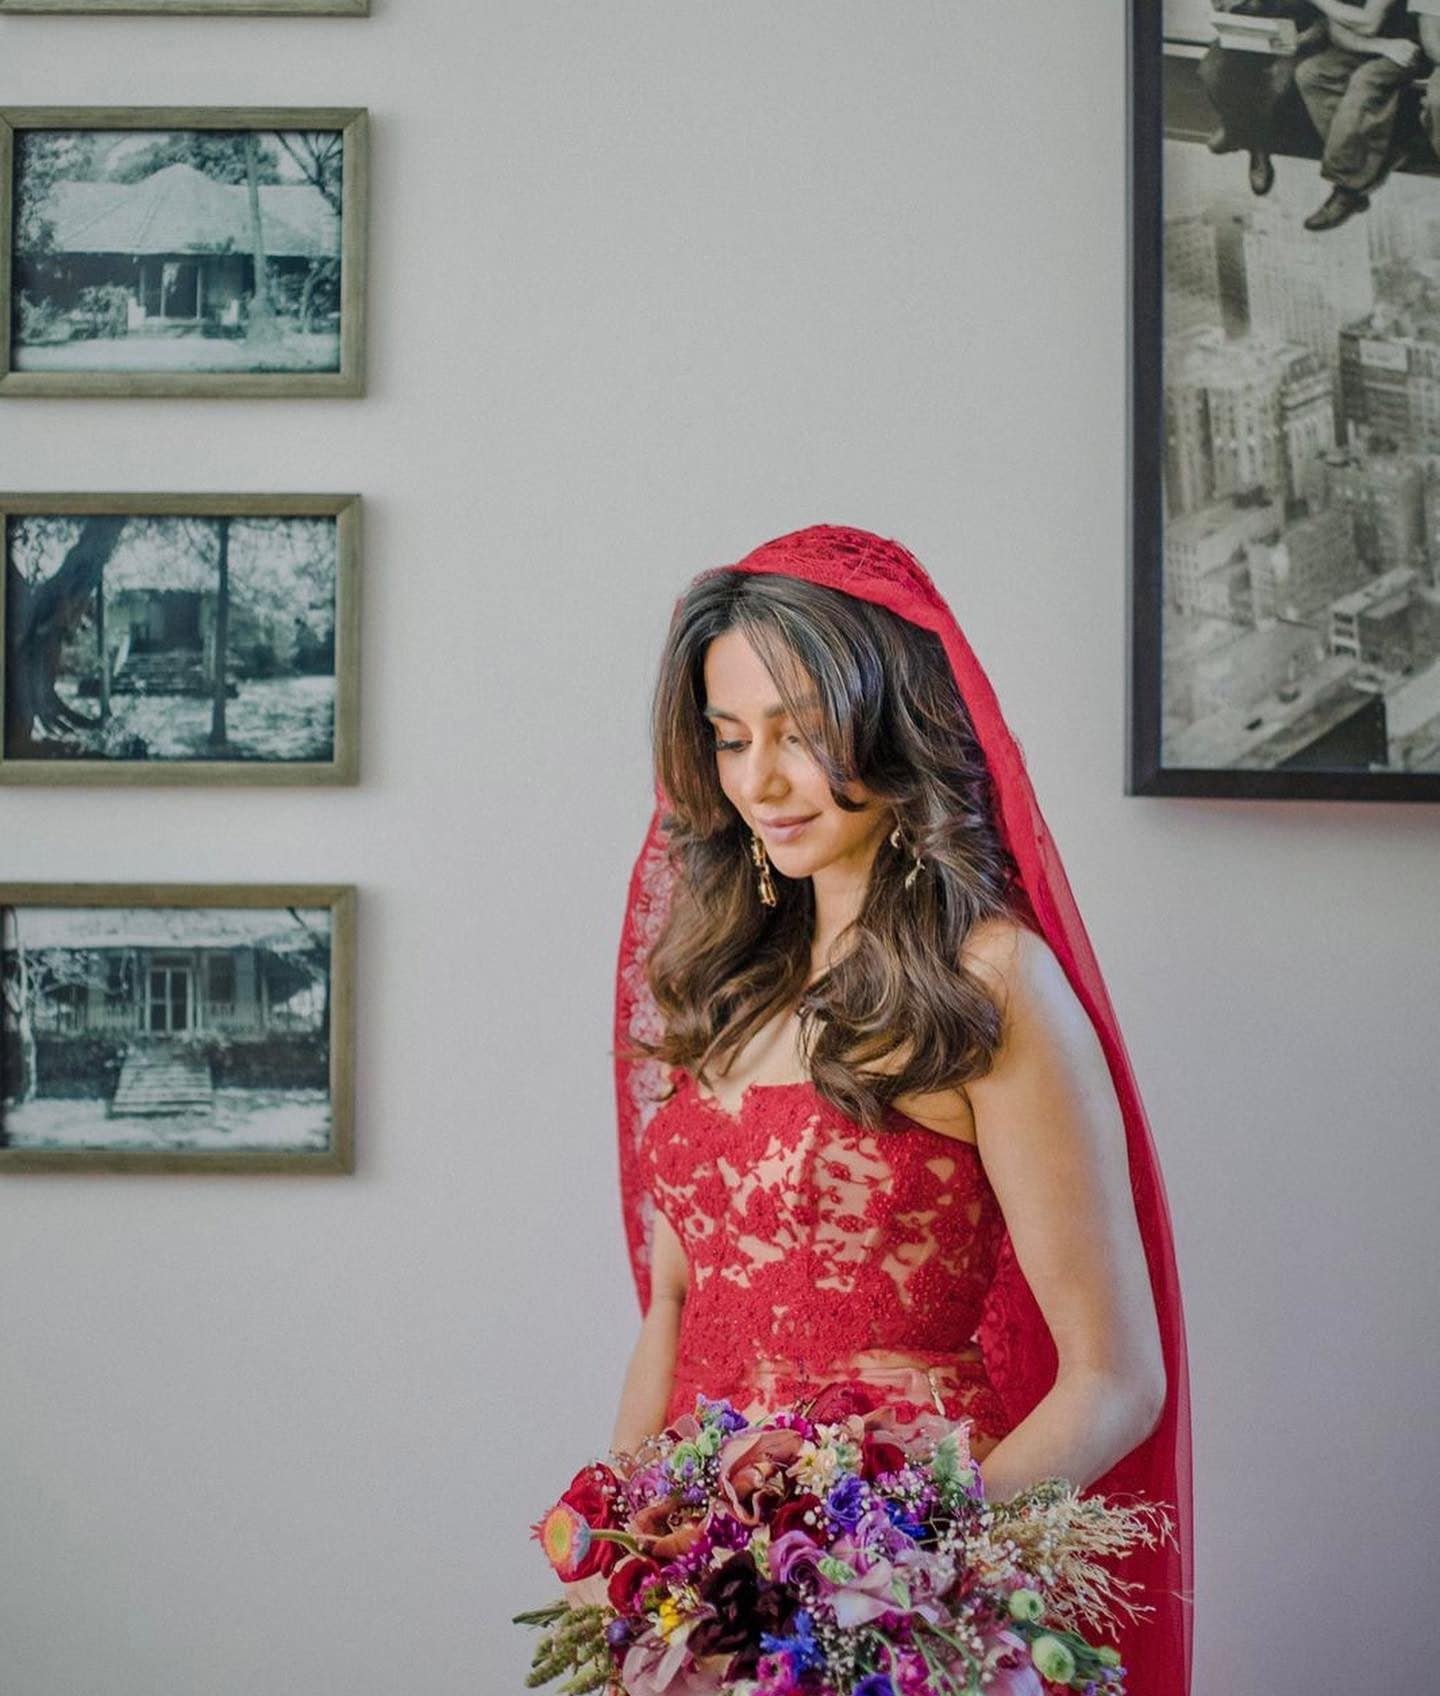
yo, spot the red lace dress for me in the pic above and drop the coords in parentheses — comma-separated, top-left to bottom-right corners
(641, 1068, 1014, 1450)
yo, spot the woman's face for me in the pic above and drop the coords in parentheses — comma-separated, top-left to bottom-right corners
(702, 627, 893, 884)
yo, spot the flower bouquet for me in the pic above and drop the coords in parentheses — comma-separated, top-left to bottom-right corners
(516, 1385, 1173, 1696)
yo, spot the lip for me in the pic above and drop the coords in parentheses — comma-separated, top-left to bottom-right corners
(757, 813, 818, 842)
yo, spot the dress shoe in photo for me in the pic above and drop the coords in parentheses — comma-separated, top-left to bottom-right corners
(1206, 125, 1239, 155)
(1303, 185, 1370, 232)
(1249, 151, 1275, 196)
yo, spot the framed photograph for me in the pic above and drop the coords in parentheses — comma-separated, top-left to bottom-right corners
(0, 493, 360, 784)
(0, 107, 367, 397)
(0, 884, 355, 1173)
(0, 0, 367, 12)
(1130, 1, 1440, 799)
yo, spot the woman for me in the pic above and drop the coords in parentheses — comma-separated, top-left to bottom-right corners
(609, 525, 1193, 1692)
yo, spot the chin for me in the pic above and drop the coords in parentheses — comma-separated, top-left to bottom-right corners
(766, 840, 832, 878)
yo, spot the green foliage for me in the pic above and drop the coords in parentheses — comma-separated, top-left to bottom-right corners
(513, 1602, 616, 1694)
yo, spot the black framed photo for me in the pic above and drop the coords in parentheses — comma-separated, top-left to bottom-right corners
(0, 493, 361, 783)
(0, 884, 355, 1173)
(1130, 0, 1440, 799)
(1, 107, 367, 397)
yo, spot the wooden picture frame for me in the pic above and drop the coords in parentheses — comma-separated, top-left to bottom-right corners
(0, 106, 368, 397)
(0, 0, 368, 13)
(0, 882, 356, 1173)
(1, 492, 361, 784)
(1128, 1, 1440, 800)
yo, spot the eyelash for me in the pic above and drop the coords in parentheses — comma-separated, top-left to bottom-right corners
(713, 733, 805, 753)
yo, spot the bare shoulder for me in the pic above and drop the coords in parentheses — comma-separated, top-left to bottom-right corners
(959, 916, 1092, 1054)
(959, 915, 1048, 1001)
(890, 919, 1063, 1145)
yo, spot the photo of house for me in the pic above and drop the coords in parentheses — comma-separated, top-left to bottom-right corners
(8, 122, 352, 379)
(2, 502, 354, 774)
(1, 903, 337, 1155)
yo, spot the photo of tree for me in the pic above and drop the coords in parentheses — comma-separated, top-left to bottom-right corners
(1, 496, 359, 780)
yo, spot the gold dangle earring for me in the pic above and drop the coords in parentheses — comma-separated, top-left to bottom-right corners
(889, 822, 924, 891)
(749, 830, 778, 907)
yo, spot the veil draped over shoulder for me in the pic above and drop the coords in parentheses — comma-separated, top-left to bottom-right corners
(612, 525, 1194, 1694)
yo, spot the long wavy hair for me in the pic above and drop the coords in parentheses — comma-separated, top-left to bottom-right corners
(622, 567, 1034, 1130)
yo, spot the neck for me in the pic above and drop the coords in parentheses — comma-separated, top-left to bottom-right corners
(809, 841, 883, 965)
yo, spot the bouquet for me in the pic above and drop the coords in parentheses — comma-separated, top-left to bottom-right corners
(516, 1385, 1173, 1696)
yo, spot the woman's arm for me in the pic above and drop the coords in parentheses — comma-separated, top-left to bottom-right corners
(609, 1207, 689, 1455)
(956, 921, 1168, 1502)
(1309, 0, 1399, 37)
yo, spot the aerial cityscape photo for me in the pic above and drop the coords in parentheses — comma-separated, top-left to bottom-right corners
(1163, 140, 1440, 774)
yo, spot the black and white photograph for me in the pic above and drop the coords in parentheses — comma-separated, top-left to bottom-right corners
(1, 494, 360, 783)
(1, 108, 367, 396)
(1131, 0, 1440, 798)
(0, 885, 355, 1171)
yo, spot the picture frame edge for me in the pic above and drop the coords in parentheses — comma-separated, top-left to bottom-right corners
(0, 882, 356, 1174)
(1, 495, 358, 783)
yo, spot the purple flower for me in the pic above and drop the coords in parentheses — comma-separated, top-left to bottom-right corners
(883, 1497, 927, 1540)
(696, 1394, 748, 1434)
(854, 1677, 895, 1696)
(706, 1513, 752, 1550)
(825, 1474, 868, 1528)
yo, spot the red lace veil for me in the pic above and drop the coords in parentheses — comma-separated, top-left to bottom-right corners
(612, 525, 1193, 1694)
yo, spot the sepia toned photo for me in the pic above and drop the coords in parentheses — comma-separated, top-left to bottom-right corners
(1, 494, 360, 784)
(0, 885, 355, 1172)
(1131, 1, 1440, 798)
(1, 108, 367, 396)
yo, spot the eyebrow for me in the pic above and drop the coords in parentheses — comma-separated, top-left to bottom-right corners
(702, 694, 821, 723)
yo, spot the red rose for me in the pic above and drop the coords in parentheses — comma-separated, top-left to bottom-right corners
(562, 1462, 621, 1525)
(559, 1463, 622, 1579)
(769, 1492, 824, 1541)
(607, 1554, 663, 1614)
(861, 1432, 908, 1479)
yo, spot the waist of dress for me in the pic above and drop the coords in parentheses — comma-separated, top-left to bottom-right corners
(746, 1345, 992, 1414)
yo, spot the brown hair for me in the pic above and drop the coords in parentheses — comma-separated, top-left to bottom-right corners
(623, 567, 1032, 1130)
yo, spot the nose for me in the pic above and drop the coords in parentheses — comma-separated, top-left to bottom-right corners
(736, 737, 788, 809)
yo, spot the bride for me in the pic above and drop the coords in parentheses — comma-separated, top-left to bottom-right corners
(605, 525, 1193, 1693)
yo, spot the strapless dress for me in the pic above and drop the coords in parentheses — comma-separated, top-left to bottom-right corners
(640, 1068, 1014, 1451)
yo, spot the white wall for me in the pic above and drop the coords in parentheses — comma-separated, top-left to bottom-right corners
(1, 4, 1435, 1693)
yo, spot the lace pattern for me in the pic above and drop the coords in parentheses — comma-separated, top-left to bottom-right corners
(643, 1072, 1013, 1440)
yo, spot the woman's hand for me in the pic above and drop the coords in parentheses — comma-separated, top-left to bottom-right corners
(1382, 36, 1424, 69)
(1312, 0, 1396, 40)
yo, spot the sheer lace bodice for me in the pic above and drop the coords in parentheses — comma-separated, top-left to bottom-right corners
(641, 1069, 1013, 1442)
